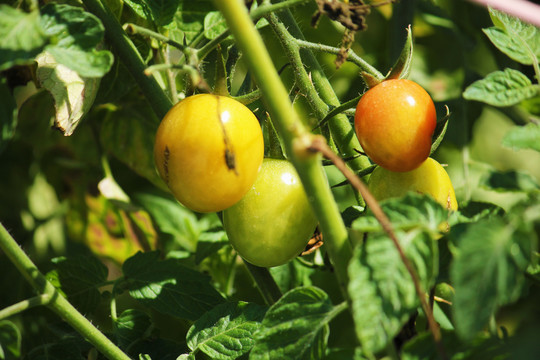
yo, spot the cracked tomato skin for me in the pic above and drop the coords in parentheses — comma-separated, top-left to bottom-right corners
(223, 159, 318, 268)
(355, 79, 436, 172)
(368, 157, 458, 210)
(154, 94, 264, 213)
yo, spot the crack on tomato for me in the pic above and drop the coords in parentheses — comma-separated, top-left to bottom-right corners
(216, 95, 239, 175)
(164, 145, 170, 184)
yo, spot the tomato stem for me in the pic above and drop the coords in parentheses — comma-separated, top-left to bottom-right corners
(243, 261, 283, 305)
(83, 0, 173, 119)
(0, 223, 131, 360)
(308, 138, 449, 360)
(214, 0, 353, 303)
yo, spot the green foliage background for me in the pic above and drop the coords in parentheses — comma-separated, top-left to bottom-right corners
(0, 0, 539, 359)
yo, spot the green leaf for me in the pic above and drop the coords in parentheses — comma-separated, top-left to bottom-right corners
(195, 230, 229, 265)
(481, 170, 540, 193)
(172, 0, 216, 43)
(46, 256, 108, 313)
(450, 218, 534, 339)
(123, 251, 225, 321)
(402, 330, 508, 360)
(483, 8, 540, 65)
(35, 51, 100, 136)
(115, 309, 152, 349)
(100, 106, 165, 191)
(0, 77, 17, 153)
(40, 4, 113, 78)
(123, 0, 179, 27)
(186, 301, 267, 359)
(502, 122, 540, 152)
(126, 338, 185, 360)
(463, 68, 538, 107)
(0, 6, 48, 70)
(134, 193, 200, 252)
(250, 287, 344, 360)
(348, 231, 438, 354)
(0, 321, 21, 359)
(203, 7, 268, 41)
(351, 193, 449, 236)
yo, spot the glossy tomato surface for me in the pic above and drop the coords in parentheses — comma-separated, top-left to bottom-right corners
(223, 159, 318, 268)
(355, 79, 436, 172)
(154, 94, 264, 213)
(368, 157, 458, 210)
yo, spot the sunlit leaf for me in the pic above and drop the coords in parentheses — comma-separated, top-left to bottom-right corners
(463, 68, 538, 107)
(484, 8, 540, 65)
(123, 0, 179, 27)
(250, 287, 342, 360)
(35, 51, 100, 136)
(0, 5, 47, 70)
(348, 231, 437, 354)
(186, 301, 267, 359)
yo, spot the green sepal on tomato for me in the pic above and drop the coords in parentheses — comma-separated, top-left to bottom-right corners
(223, 159, 318, 268)
(154, 94, 264, 213)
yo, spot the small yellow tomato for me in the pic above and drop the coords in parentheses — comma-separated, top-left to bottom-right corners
(367, 157, 458, 210)
(154, 94, 264, 213)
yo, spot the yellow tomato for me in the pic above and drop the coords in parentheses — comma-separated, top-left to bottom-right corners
(367, 157, 458, 210)
(154, 94, 264, 213)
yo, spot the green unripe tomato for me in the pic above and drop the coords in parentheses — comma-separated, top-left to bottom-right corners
(223, 159, 318, 268)
(367, 157, 458, 210)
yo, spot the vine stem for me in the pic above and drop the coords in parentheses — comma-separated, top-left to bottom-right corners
(266, 10, 374, 206)
(0, 223, 131, 360)
(83, 0, 172, 119)
(244, 261, 283, 305)
(214, 0, 353, 301)
(295, 39, 384, 79)
(0, 295, 51, 320)
(307, 138, 448, 360)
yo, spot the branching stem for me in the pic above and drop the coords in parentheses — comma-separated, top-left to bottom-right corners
(307, 138, 448, 360)
(0, 223, 131, 360)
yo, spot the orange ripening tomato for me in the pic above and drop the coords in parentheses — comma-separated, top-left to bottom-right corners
(354, 79, 436, 172)
(154, 94, 264, 213)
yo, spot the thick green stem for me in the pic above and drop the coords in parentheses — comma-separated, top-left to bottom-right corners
(214, 0, 352, 300)
(244, 261, 283, 305)
(0, 224, 131, 360)
(83, 0, 173, 119)
(267, 10, 374, 204)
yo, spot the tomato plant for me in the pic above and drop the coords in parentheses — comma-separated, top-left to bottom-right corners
(223, 158, 318, 268)
(354, 79, 437, 172)
(368, 157, 458, 210)
(154, 94, 264, 213)
(1, 1, 539, 360)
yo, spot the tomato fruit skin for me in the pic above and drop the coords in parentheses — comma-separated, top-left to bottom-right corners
(354, 79, 436, 172)
(368, 157, 458, 210)
(223, 159, 318, 268)
(154, 94, 264, 213)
